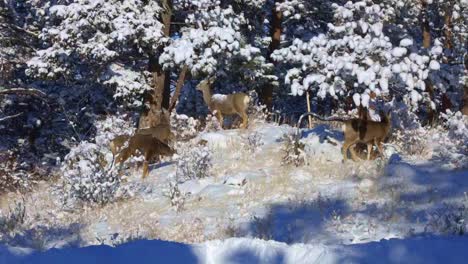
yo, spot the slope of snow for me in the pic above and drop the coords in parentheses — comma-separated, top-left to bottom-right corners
(1, 121, 467, 258)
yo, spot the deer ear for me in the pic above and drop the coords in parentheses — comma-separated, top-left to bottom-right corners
(208, 76, 216, 84)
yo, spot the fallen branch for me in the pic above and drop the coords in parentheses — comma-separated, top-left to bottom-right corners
(0, 88, 49, 102)
(0, 112, 23, 122)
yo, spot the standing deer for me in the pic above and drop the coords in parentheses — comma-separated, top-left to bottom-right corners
(341, 111, 392, 161)
(109, 124, 175, 178)
(196, 77, 250, 129)
(298, 111, 392, 161)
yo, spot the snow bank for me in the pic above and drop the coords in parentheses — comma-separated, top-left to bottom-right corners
(3, 236, 468, 264)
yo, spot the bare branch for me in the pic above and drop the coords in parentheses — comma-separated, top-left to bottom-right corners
(0, 88, 49, 102)
(0, 112, 23, 122)
(169, 64, 189, 113)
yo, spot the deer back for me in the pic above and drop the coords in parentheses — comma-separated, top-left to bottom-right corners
(137, 124, 174, 142)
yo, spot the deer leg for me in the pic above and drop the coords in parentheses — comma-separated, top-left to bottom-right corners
(142, 150, 154, 178)
(142, 161, 149, 178)
(240, 111, 248, 129)
(375, 139, 385, 159)
(366, 143, 372, 160)
(215, 111, 224, 129)
(349, 144, 361, 161)
(342, 139, 358, 161)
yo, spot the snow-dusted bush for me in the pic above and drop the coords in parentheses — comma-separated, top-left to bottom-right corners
(281, 133, 307, 166)
(94, 114, 136, 147)
(60, 115, 134, 206)
(0, 201, 25, 240)
(440, 110, 468, 147)
(248, 102, 268, 124)
(202, 114, 223, 132)
(176, 145, 213, 182)
(0, 150, 47, 194)
(0, 151, 30, 194)
(425, 202, 468, 236)
(244, 131, 264, 153)
(162, 181, 186, 212)
(392, 128, 432, 157)
(61, 141, 122, 205)
(170, 113, 200, 141)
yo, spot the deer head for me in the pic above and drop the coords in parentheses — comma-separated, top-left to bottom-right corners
(196, 76, 216, 92)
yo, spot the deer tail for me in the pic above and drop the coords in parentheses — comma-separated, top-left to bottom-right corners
(244, 94, 251, 108)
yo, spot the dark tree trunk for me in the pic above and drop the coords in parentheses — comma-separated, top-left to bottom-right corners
(462, 54, 468, 115)
(260, 0, 283, 111)
(421, 0, 431, 49)
(439, 2, 454, 114)
(443, 4, 453, 51)
(139, 0, 173, 128)
(420, 1, 437, 125)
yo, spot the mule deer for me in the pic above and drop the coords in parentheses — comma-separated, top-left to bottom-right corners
(196, 77, 250, 129)
(110, 128, 175, 178)
(299, 111, 392, 161)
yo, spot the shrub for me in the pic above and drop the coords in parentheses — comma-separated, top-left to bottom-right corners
(202, 114, 222, 132)
(176, 145, 212, 182)
(392, 128, 432, 157)
(170, 113, 200, 141)
(425, 202, 468, 236)
(0, 150, 48, 194)
(0, 201, 26, 240)
(59, 115, 136, 206)
(162, 181, 186, 212)
(440, 110, 468, 149)
(244, 131, 264, 153)
(61, 141, 123, 206)
(281, 133, 307, 166)
(0, 151, 29, 194)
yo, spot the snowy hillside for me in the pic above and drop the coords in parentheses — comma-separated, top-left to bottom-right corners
(1, 120, 467, 262)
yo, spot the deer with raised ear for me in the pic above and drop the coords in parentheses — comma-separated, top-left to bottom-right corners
(109, 123, 175, 178)
(196, 76, 250, 129)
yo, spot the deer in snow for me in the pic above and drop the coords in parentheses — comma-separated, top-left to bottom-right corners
(196, 77, 250, 129)
(109, 124, 175, 178)
(299, 111, 392, 161)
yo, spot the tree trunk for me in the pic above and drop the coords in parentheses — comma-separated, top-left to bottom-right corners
(420, 1, 437, 124)
(421, 1, 431, 49)
(462, 54, 468, 115)
(260, 0, 283, 111)
(138, 0, 173, 128)
(169, 64, 190, 113)
(439, 3, 454, 114)
(443, 4, 453, 51)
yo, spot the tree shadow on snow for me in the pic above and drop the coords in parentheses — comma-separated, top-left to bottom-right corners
(3, 223, 85, 251)
(226, 247, 285, 264)
(240, 198, 349, 244)
(2, 239, 199, 264)
(300, 124, 344, 143)
(150, 161, 175, 170)
(351, 159, 468, 238)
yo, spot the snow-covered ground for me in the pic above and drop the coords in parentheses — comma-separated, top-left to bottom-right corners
(1, 120, 467, 262)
